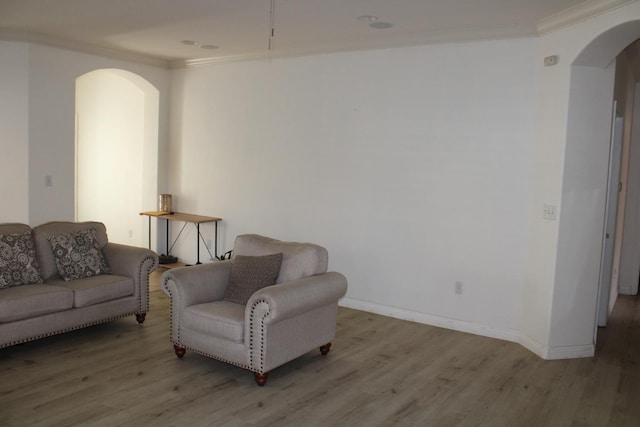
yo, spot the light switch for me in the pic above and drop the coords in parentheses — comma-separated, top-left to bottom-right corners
(543, 204, 556, 220)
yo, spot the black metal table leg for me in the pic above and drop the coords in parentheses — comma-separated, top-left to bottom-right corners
(196, 223, 201, 264)
(165, 219, 169, 255)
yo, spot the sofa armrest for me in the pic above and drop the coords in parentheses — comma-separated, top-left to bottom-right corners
(247, 271, 347, 324)
(246, 271, 347, 372)
(161, 261, 233, 347)
(102, 242, 158, 314)
(161, 260, 232, 308)
(103, 242, 158, 279)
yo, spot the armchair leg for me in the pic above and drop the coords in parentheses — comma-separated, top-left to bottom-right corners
(320, 343, 332, 355)
(135, 313, 146, 324)
(173, 345, 186, 358)
(254, 372, 269, 386)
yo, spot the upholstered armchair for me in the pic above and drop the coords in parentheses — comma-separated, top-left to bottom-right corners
(161, 234, 347, 385)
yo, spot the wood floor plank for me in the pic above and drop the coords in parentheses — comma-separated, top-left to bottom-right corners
(1, 269, 639, 426)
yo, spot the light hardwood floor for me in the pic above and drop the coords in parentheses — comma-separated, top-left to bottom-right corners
(1, 268, 639, 426)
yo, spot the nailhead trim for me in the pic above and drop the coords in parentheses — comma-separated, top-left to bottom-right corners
(0, 311, 143, 349)
(162, 275, 180, 345)
(249, 298, 270, 374)
(183, 346, 251, 371)
(138, 255, 158, 314)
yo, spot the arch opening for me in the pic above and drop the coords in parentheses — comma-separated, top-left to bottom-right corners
(75, 68, 159, 247)
(554, 19, 640, 352)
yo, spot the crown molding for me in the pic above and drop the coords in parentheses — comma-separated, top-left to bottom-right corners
(537, 0, 638, 35)
(179, 25, 537, 68)
(179, 0, 638, 69)
(0, 30, 170, 69)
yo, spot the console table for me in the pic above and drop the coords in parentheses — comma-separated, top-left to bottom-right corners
(139, 211, 222, 264)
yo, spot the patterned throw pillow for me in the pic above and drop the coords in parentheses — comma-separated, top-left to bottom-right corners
(0, 231, 44, 289)
(48, 228, 110, 281)
(223, 253, 283, 305)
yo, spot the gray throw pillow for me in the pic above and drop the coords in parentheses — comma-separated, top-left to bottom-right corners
(0, 231, 44, 289)
(223, 253, 283, 305)
(48, 228, 110, 281)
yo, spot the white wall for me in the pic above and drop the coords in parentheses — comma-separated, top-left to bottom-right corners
(522, 6, 640, 359)
(0, 42, 30, 223)
(25, 43, 170, 227)
(169, 38, 537, 340)
(552, 63, 615, 350)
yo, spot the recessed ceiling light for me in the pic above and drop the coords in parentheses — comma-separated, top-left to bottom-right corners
(370, 22, 393, 29)
(181, 40, 199, 46)
(200, 44, 219, 50)
(357, 15, 378, 23)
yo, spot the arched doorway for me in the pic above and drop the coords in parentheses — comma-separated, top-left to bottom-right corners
(75, 69, 159, 246)
(551, 20, 640, 352)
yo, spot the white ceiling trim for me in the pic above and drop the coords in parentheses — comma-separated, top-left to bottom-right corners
(181, 25, 538, 68)
(537, 0, 638, 35)
(0, 29, 170, 68)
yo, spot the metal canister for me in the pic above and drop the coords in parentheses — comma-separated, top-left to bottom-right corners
(159, 194, 172, 213)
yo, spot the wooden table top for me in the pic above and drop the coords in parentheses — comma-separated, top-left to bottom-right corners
(139, 211, 222, 223)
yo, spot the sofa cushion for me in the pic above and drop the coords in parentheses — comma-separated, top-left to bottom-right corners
(184, 301, 245, 343)
(0, 284, 73, 323)
(233, 234, 328, 283)
(33, 221, 108, 281)
(47, 274, 134, 308)
(223, 253, 283, 304)
(0, 230, 43, 289)
(47, 228, 110, 281)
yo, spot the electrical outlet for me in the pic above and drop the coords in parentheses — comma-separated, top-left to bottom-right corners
(455, 281, 463, 295)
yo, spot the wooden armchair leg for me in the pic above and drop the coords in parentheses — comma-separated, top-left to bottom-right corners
(173, 345, 186, 358)
(320, 343, 332, 355)
(254, 372, 269, 386)
(135, 313, 146, 324)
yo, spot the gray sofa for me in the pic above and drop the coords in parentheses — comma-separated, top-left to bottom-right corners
(0, 221, 158, 348)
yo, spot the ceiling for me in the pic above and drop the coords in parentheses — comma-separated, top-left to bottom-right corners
(0, 0, 632, 67)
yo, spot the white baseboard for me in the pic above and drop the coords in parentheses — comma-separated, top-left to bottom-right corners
(496, 330, 595, 360)
(518, 334, 548, 358)
(339, 297, 520, 343)
(619, 286, 638, 295)
(340, 298, 596, 360)
(340, 298, 595, 360)
(546, 344, 594, 359)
